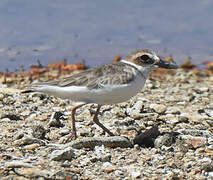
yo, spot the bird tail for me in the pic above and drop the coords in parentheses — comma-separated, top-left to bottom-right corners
(21, 83, 41, 93)
(21, 89, 35, 93)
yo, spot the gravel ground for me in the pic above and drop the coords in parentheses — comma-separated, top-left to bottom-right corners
(0, 68, 213, 179)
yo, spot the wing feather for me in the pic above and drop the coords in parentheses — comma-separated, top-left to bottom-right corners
(27, 62, 140, 90)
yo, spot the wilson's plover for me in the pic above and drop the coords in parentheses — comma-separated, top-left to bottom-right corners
(22, 49, 178, 142)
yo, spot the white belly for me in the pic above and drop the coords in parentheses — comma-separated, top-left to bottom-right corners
(35, 75, 146, 105)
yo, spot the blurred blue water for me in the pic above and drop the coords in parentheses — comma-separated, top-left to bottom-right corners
(0, 0, 212, 71)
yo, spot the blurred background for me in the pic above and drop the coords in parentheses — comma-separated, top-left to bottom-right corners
(0, 0, 212, 71)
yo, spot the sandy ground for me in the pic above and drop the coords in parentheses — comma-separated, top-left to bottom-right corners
(0, 66, 213, 179)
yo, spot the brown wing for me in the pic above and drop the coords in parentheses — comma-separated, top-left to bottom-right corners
(86, 63, 137, 89)
(31, 62, 139, 89)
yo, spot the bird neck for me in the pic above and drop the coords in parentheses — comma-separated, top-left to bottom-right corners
(120, 59, 153, 78)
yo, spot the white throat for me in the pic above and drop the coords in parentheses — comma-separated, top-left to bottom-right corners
(121, 59, 154, 77)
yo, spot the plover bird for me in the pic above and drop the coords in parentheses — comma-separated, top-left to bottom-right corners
(22, 49, 178, 142)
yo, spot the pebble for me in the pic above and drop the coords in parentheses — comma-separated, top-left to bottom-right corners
(48, 112, 64, 127)
(169, 118, 181, 126)
(176, 135, 207, 149)
(51, 170, 78, 180)
(178, 116, 189, 123)
(0, 93, 4, 100)
(130, 100, 144, 116)
(0, 87, 20, 94)
(134, 125, 160, 148)
(165, 107, 181, 114)
(14, 136, 46, 146)
(17, 168, 53, 179)
(1, 114, 21, 121)
(59, 128, 70, 136)
(32, 124, 46, 139)
(92, 145, 112, 162)
(155, 133, 177, 148)
(205, 109, 213, 117)
(50, 147, 75, 161)
(150, 104, 167, 114)
(131, 170, 141, 178)
(26, 113, 37, 121)
(15, 133, 25, 140)
(197, 87, 209, 93)
(24, 143, 40, 151)
(5, 160, 34, 168)
(20, 110, 31, 116)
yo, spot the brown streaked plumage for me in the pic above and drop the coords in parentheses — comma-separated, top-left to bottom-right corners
(35, 62, 141, 90)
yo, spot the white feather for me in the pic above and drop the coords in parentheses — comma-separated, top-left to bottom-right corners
(34, 72, 147, 105)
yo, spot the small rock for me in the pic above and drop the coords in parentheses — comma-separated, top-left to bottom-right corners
(32, 124, 46, 139)
(209, 172, 213, 177)
(130, 100, 144, 116)
(51, 170, 78, 180)
(198, 87, 209, 93)
(208, 138, 213, 145)
(0, 93, 4, 100)
(24, 143, 40, 151)
(170, 118, 181, 126)
(161, 145, 174, 152)
(102, 162, 114, 169)
(166, 107, 181, 115)
(208, 145, 213, 150)
(14, 137, 46, 146)
(155, 132, 179, 148)
(176, 135, 207, 149)
(202, 162, 213, 172)
(131, 170, 141, 178)
(91, 145, 112, 162)
(17, 168, 52, 179)
(0, 87, 20, 94)
(0, 118, 10, 122)
(205, 109, 213, 117)
(170, 116, 189, 126)
(79, 128, 92, 137)
(178, 129, 212, 137)
(48, 112, 64, 127)
(26, 113, 37, 121)
(112, 106, 127, 118)
(91, 155, 111, 163)
(102, 162, 117, 173)
(15, 133, 25, 140)
(178, 116, 189, 123)
(1, 114, 21, 121)
(20, 110, 31, 116)
(133, 125, 160, 148)
(101, 155, 111, 162)
(5, 160, 34, 168)
(50, 147, 75, 161)
(186, 138, 206, 149)
(59, 129, 70, 136)
(61, 160, 72, 167)
(198, 109, 205, 114)
(150, 104, 167, 114)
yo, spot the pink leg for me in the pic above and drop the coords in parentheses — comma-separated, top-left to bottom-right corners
(64, 104, 85, 143)
(93, 105, 115, 136)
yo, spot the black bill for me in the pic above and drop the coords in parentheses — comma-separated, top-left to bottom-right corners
(156, 59, 179, 69)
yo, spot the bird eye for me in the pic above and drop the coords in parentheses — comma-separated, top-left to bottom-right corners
(140, 55, 150, 62)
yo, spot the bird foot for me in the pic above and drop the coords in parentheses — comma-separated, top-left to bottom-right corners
(62, 132, 77, 143)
